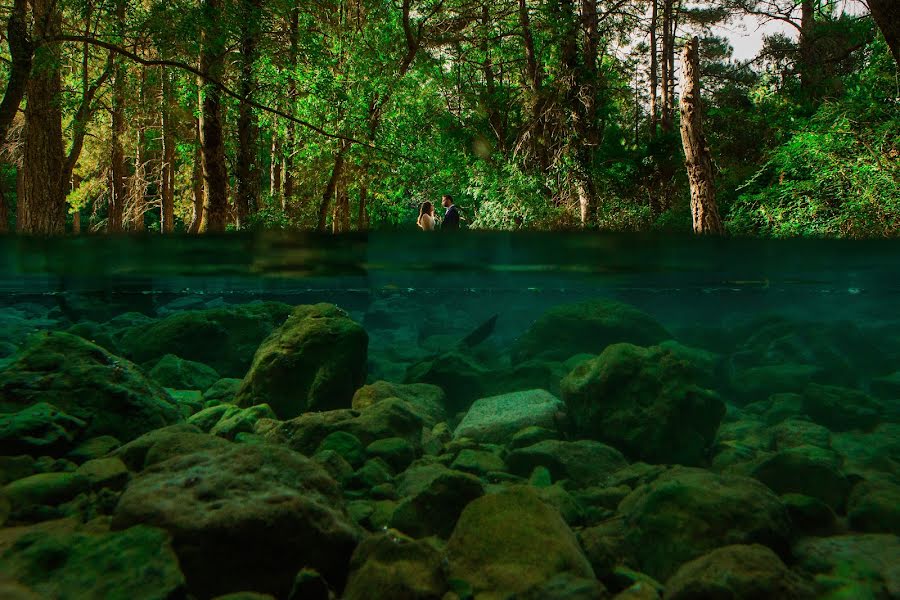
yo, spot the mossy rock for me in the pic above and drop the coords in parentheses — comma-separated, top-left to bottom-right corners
(0, 332, 182, 444)
(506, 439, 628, 489)
(561, 343, 724, 466)
(366, 437, 417, 472)
(445, 486, 595, 598)
(316, 431, 367, 469)
(847, 480, 900, 535)
(453, 389, 564, 445)
(450, 449, 505, 477)
(781, 493, 837, 536)
(352, 381, 447, 426)
(389, 464, 484, 538)
(343, 531, 446, 600)
(4, 472, 90, 516)
(112, 443, 358, 598)
(0, 403, 86, 456)
(67, 436, 122, 462)
(148, 354, 220, 392)
(801, 384, 885, 432)
(750, 445, 851, 510)
(792, 534, 900, 598)
(512, 299, 670, 362)
(234, 304, 368, 418)
(664, 544, 814, 600)
(619, 467, 792, 581)
(405, 350, 491, 414)
(202, 378, 244, 404)
(0, 521, 185, 599)
(118, 302, 293, 377)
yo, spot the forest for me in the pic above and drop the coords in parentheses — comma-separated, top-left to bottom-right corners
(0, 0, 897, 236)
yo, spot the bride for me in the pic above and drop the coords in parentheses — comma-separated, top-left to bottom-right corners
(417, 201, 436, 231)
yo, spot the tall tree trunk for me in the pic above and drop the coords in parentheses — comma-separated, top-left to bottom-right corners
(318, 145, 347, 232)
(357, 183, 368, 230)
(680, 37, 723, 235)
(869, 0, 900, 67)
(284, 7, 300, 200)
(481, 4, 506, 152)
(0, 187, 8, 233)
(236, 0, 262, 229)
(0, 0, 32, 146)
(649, 0, 659, 135)
(798, 0, 817, 94)
(21, 0, 66, 235)
(198, 0, 229, 233)
(130, 67, 147, 232)
(332, 179, 350, 234)
(160, 72, 176, 233)
(188, 119, 204, 234)
(518, 0, 548, 169)
(270, 136, 283, 205)
(660, 0, 673, 132)
(109, 0, 127, 232)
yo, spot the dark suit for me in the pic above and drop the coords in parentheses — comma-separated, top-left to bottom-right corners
(442, 205, 460, 230)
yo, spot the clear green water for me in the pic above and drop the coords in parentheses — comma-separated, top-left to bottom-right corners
(1, 232, 899, 599)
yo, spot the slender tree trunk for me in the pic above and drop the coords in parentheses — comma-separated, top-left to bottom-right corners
(332, 179, 350, 234)
(21, 0, 66, 234)
(270, 136, 283, 205)
(357, 184, 368, 230)
(236, 0, 262, 229)
(680, 37, 723, 235)
(284, 8, 300, 200)
(161, 72, 176, 233)
(188, 120, 204, 234)
(109, 0, 127, 232)
(0, 0, 32, 147)
(518, 0, 548, 169)
(318, 145, 347, 231)
(481, 4, 506, 151)
(660, 0, 673, 132)
(869, 0, 900, 67)
(131, 68, 147, 232)
(798, 0, 820, 96)
(649, 0, 659, 135)
(0, 187, 8, 233)
(198, 0, 229, 233)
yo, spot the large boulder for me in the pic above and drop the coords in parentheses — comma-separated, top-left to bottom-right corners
(343, 531, 446, 600)
(404, 350, 491, 413)
(234, 304, 367, 418)
(560, 343, 724, 466)
(0, 520, 186, 599)
(513, 299, 670, 362)
(112, 443, 358, 598)
(801, 384, 885, 432)
(453, 389, 564, 444)
(619, 467, 792, 581)
(506, 439, 628, 488)
(352, 381, 447, 427)
(148, 354, 220, 391)
(0, 403, 86, 456)
(792, 534, 900, 598)
(389, 464, 484, 539)
(749, 445, 851, 511)
(0, 332, 182, 444)
(117, 302, 293, 376)
(445, 486, 595, 597)
(663, 544, 813, 600)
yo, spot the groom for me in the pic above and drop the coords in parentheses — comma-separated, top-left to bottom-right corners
(441, 194, 460, 230)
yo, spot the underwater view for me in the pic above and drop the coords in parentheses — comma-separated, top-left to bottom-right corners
(0, 232, 898, 599)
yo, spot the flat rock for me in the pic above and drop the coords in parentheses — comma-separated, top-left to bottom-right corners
(453, 389, 564, 444)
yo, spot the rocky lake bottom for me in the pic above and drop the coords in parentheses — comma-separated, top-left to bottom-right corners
(0, 286, 898, 600)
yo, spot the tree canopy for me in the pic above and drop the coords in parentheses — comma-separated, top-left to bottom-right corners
(0, 0, 896, 236)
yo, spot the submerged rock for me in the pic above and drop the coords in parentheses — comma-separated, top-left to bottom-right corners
(148, 354, 220, 391)
(847, 480, 900, 535)
(389, 464, 484, 538)
(0, 333, 181, 444)
(234, 304, 368, 419)
(352, 380, 447, 424)
(445, 486, 595, 597)
(663, 544, 813, 600)
(0, 520, 185, 599)
(453, 389, 564, 445)
(506, 439, 628, 488)
(513, 298, 670, 362)
(118, 302, 293, 377)
(343, 531, 446, 600)
(801, 384, 885, 432)
(561, 343, 724, 466)
(750, 445, 851, 511)
(0, 403, 86, 456)
(792, 534, 900, 598)
(619, 467, 792, 581)
(112, 443, 358, 598)
(404, 350, 491, 413)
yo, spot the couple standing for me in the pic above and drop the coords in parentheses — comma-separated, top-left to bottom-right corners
(417, 195, 460, 231)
